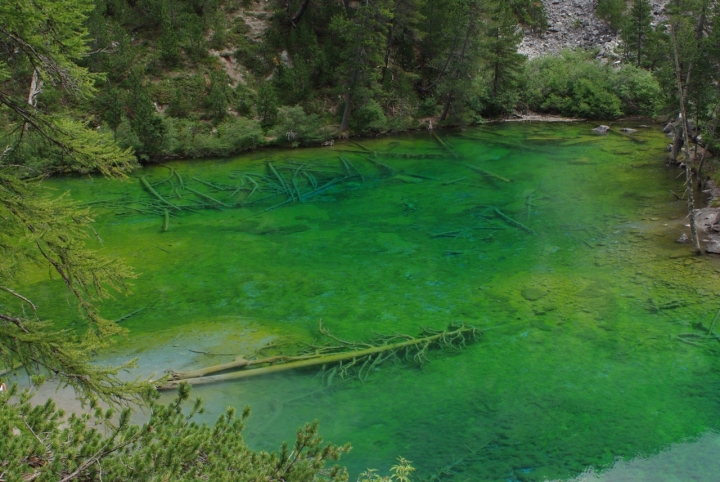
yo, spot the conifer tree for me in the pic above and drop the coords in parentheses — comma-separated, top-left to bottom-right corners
(433, 0, 485, 121)
(482, 3, 525, 108)
(208, 71, 229, 122)
(331, 0, 391, 132)
(159, 2, 182, 65)
(381, 0, 427, 84)
(622, 0, 654, 67)
(597, 0, 627, 32)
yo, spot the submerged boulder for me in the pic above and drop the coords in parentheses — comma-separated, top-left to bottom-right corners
(620, 128, 637, 134)
(592, 125, 610, 134)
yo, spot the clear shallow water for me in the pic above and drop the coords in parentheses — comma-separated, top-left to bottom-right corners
(24, 123, 720, 480)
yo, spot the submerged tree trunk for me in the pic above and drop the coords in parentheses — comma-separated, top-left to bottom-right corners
(159, 324, 481, 390)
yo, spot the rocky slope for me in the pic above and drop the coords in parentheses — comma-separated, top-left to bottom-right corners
(519, 0, 670, 59)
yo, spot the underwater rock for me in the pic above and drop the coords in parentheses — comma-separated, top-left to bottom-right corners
(676, 233, 689, 243)
(592, 125, 610, 134)
(620, 128, 637, 134)
(521, 288, 548, 301)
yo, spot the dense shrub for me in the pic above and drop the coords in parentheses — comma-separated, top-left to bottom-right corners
(523, 50, 661, 119)
(165, 117, 263, 158)
(270, 106, 330, 145)
(349, 99, 388, 132)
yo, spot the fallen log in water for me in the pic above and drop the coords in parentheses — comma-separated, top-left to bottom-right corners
(465, 164, 512, 183)
(493, 207, 536, 234)
(140, 176, 180, 210)
(158, 323, 481, 390)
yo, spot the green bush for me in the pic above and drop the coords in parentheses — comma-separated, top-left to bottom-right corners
(270, 106, 329, 146)
(166, 117, 263, 158)
(417, 96, 440, 117)
(615, 64, 662, 116)
(349, 99, 388, 132)
(523, 50, 661, 119)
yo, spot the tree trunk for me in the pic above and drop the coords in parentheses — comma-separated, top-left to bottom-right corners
(493, 61, 500, 97)
(340, 92, 352, 132)
(671, 125, 683, 161)
(21, 68, 42, 135)
(670, 24, 702, 255)
(381, 20, 395, 83)
(159, 325, 480, 389)
(439, 91, 452, 121)
(290, 0, 311, 26)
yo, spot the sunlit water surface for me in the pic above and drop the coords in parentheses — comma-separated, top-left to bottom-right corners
(23, 123, 720, 481)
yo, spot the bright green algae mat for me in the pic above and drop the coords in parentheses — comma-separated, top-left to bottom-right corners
(25, 123, 720, 480)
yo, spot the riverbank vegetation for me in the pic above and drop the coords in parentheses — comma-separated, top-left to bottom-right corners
(3, 1, 720, 163)
(3, 0, 720, 479)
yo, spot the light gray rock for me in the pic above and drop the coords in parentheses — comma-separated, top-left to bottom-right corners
(676, 233, 689, 243)
(592, 125, 610, 134)
(706, 241, 720, 254)
(620, 128, 637, 134)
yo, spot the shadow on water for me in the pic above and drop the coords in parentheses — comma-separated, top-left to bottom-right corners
(21, 122, 720, 481)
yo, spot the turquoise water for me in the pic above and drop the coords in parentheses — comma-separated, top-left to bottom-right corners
(25, 122, 720, 480)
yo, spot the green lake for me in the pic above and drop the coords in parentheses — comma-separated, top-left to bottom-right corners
(24, 122, 720, 480)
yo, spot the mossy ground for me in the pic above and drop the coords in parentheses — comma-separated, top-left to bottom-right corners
(27, 123, 720, 481)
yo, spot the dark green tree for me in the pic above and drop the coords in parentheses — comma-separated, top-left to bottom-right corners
(159, 2, 182, 65)
(597, 0, 627, 32)
(127, 71, 166, 157)
(621, 0, 654, 67)
(433, 0, 485, 121)
(482, 3, 525, 114)
(207, 71, 229, 122)
(330, 0, 391, 132)
(381, 0, 426, 84)
(257, 82, 279, 127)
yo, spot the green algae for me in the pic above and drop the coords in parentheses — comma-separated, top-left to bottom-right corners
(23, 122, 720, 481)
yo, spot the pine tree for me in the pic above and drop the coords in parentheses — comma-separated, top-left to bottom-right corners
(381, 0, 427, 84)
(482, 3, 525, 106)
(257, 82, 279, 127)
(159, 2, 182, 65)
(127, 71, 167, 156)
(622, 0, 654, 67)
(207, 71, 229, 122)
(597, 0, 627, 32)
(433, 0, 485, 121)
(331, 0, 392, 132)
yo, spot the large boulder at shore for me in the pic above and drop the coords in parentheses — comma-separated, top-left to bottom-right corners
(706, 241, 720, 254)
